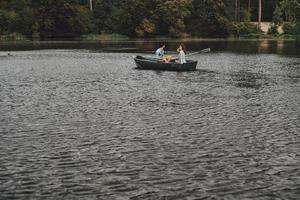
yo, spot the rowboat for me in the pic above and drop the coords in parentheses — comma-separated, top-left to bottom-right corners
(134, 56, 198, 71)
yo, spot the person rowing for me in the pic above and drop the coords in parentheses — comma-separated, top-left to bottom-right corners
(176, 44, 186, 64)
(155, 43, 171, 63)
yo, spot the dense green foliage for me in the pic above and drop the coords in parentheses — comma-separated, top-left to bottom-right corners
(267, 23, 279, 36)
(295, 3, 300, 44)
(283, 22, 296, 34)
(0, 0, 299, 39)
(230, 22, 262, 37)
(0, 0, 91, 38)
(273, 0, 300, 35)
(187, 0, 229, 37)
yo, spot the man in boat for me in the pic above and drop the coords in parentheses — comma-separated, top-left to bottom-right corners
(155, 43, 171, 63)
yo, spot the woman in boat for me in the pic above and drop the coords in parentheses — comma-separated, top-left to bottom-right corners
(176, 44, 186, 64)
(155, 43, 171, 63)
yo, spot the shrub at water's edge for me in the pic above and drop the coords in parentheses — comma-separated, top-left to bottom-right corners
(81, 34, 129, 41)
(282, 22, 297, 35)
(267, 23, 279, 36)
(229, 22, 262, 38)
(0, 33, 27, 41)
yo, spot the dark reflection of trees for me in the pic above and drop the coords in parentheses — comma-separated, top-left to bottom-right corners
(134, 41, 157, 52)
(230, 70, 265, 89)
(0, 40, 299, 56)
(129, 40, 299, 56)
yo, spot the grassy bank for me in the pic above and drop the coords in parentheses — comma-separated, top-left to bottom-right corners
(81, 34, 130, 41)
(233, 34, 297, 39)
(0, 33, 28, 41)
(81, 33, 298, 41)
(0, 33, 297, 42)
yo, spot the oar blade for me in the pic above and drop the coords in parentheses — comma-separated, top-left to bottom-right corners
(200, 48, 211, 53)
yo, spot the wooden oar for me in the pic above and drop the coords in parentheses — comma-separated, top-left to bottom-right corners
(170, 48, 211, 61)
(186, 48, 211, 57)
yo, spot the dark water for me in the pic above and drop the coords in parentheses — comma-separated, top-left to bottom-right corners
(0, 39, 300, 56)
(0, 41, 300, 200)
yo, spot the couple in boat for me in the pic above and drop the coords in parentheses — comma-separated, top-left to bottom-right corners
(155, 43, 186, 64)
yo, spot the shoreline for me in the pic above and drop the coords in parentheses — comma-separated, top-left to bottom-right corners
(1, 31, 298, 43)
(0, 37, 297, 43)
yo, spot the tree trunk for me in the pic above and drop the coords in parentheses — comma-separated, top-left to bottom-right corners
(248, 0, 251, 12)
(258, 0, 262, 29)
(238, 0, 241, 22)
(235, 0, 238, 21)
(89, 0, 93, 11)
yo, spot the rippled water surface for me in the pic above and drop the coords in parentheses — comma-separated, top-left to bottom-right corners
(0, 48, 300, 200)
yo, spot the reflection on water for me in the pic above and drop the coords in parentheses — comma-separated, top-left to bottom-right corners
(230, 71, 266, 89)
(0, 39, 299, 56)
(0, 50, 299, 200)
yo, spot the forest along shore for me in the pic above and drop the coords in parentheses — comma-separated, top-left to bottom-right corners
(0, 0, 299, 41)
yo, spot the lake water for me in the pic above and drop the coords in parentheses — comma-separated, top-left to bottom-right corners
(0, 39, 299, 56)
(0, 40, 299, 199)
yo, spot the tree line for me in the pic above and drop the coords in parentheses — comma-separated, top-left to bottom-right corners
(0, 0, 299, 39)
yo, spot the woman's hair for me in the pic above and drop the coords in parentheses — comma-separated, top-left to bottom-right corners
(159, 43, 165, 48)
(180, 44, 186, 53)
